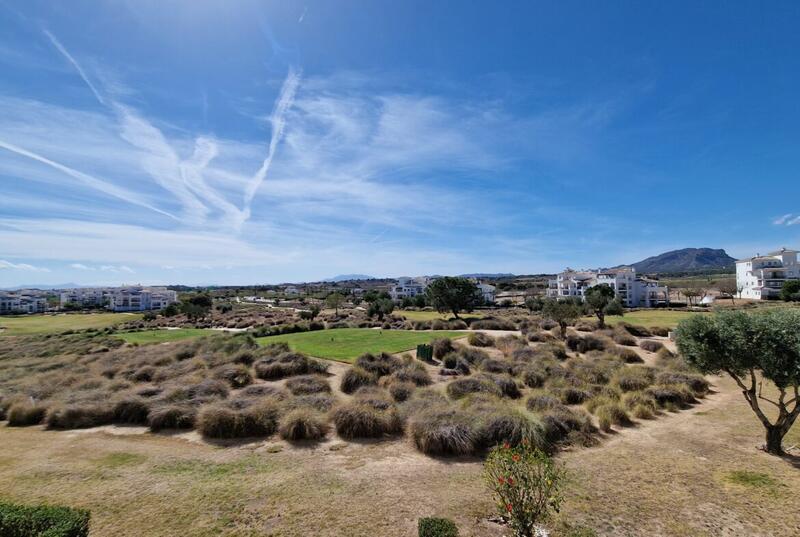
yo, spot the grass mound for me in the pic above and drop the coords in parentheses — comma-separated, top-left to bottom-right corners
(354, 352, 404, 377)
(446, 377, 501, 400)
(7, 403, 47, 427)
(467, 332, 494, 347)
(595, 402, 631, 431)
(639, 340, 665, 353)
(147, 405, 196, 432)
(285, 375, 331, 395)
(196, 400, 281, 439)
(332, 402, 402, 439)
(46, 404, 114, 430)
(254, 352, 328, 380)
(112, 397, 151, 425)
(418, 517, 459, 537)
(340, 366, 377, 394)
(431, 338, 455, 359)
(278, 408, 329, 441)
(212, 364, 253, 388)
(408, 407, 477, 456)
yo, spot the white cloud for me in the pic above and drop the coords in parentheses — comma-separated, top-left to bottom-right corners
(69, 263, 93, 270)
(788, 216, 800, 226)
(0, 259, 50, 272)
(773, 213, 793, 225)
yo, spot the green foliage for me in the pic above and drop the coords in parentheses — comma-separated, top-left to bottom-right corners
(425, 277, 479, 319)
(604, 299, 624, 317)
(780, 279, 800, 302)
(675, 309, 800, 454)
(542, 299, 584, 338)
(418, 517, 459, 537)
(524, 296, 545, 312)
(584, 284, 616, 327)
(483, 442, 565, 537)
(367, 298, 394, 320)
(0, 502, 90, 537)
(181, 293, 213, 321)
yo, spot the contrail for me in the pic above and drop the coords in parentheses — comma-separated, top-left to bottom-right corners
(43, 29, 107, 106)
(243, 67, 301, 221)
(0, 139, 176, 220)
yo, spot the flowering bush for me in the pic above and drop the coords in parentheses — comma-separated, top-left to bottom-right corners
(483, 441, 565, 537)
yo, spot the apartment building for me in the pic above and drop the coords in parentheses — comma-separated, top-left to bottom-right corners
(736, 247, 800, 300)
(389, 277, 429, 300)
(60, 287, 111, 308)
(107, 286, 178, 312)
(547, 268, 669, 307)
(0, 291, 47, 314)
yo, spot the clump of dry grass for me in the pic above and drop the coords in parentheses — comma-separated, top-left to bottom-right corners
(7, 403, 48, 427)
(332, 402, 402, 439)
(254, 352, 328, 380)
(656, 371, 709, 395)
(385, 363, 432, 386)
(285, 375, 331, 396)
(645, 383, 696, 408)
(612, 328, 638, 346)
(610, 345, 643, 363)
(196, 399, 282, 439)
(613, 366, 655, 392)
(340, 366, 377, 394)
(566, 333, 613, 354)
(431, 338, 455, 360)
(538, 405, 595, 444)
(408, 407, 478, 456)
(595, 402, 632, 431)
(147, 405, 196, 432)
(278, 408, 329, 441)
(494, 335, 526, 356)
(468, 332, 494, 347)
(639, 340, 665, 353)
(46, 404, 114, 429)
(387, 381, 416, 402)
(480, 358, 514, 375)
(112, 397, 151, 424)
(446, 377, 502, 400)
(354, 352, 403, 377)
(212, 364, 252, 388)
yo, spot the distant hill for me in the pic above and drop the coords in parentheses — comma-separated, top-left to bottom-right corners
(458, 273, 515, 279)
(627, 248, 736, 274)
(0, 283, 83, 291)
(324, 274, 376, 282)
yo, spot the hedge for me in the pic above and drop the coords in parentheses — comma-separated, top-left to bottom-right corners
(418, 516, 459, 537)
(0, 502, 90, 537)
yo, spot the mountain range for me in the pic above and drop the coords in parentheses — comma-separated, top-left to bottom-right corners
(626, 248, 736, 274)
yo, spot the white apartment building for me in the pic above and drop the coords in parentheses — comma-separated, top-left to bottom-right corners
(547, 268, 669, 308)
(389, 277, 429, 300)
(736, 247, 799, 300)
(477, 282, 496, 304)
(0, 291, 47, 314)
(60, 288, 111, 308)
(107, 286, 178, 312)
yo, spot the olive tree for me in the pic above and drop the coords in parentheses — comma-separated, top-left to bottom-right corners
(542, 298, 583, 339)
(675, 309, 800, 455)
(584, 284, 616, 328)
(425, 277, 479, 320)
(717, 279, 739, 305)
(325, 292, 345, 314)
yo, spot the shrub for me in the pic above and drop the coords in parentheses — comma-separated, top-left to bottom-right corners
(7, 403, 47, 427)
(613, 366, 655, 392)
(526, 394, 561, 412)
(526, 330, 553, 343)
(475, 409, 548, 452)
(539, 407, 595, 444)
(610, 345, 643, 363)
(483, 443, 565, 537)
(285, 375, 331, 395)
(632, 404, 654, 419)
(213, 364, 252, 388)
(574, 320, 597, 332)
(621, 391, 657, 413)
(470, 318, 516, 331)
(387, 381, 416, 402)
(468, 332, 494, 348)
(522, 369, 545, 388)
(650, 326, 670, 337)
(481, 359, 514, 375)
(619, 322, 652, 338)
(612, 330, 637, 346)
(288, 393, 336, 413)
(46, 405, 114, 430)
(656, 371, 709, 395)
(495, 335, 526, 355)
(646, 383, 696, 407)
(484, 374, 522, 399)
(332, 402, 402, 439)
(0, 502, 91, 537)
(112, 398, 150, 425)
(432, 338, 455, 360)
(418, 517, 459, 537)
(389, 364, 433, 386)
(639, 340, 665, 353)
(409, 408, 477, 456)
(457, 347, 490, 366)
(197, 400, 281, 439)
(147, 405, 196, 432)
(278, 408, 329, 441)
(354, 352, 403, 377)
(566, 334, 611, 354)
(552, 386, 592, 405)
(340, 367, 377, 394)
(447, 378, 501, 400)
(595, 403, 631, 431)
(254, 352, 328, 380)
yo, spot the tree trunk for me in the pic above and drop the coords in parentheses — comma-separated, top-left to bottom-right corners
(765, 426, 784, 455)
(560, 322, 567, 339)
(596, 312, 605, 329)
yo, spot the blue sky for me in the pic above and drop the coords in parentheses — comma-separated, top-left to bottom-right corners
(0, 1, 799, 287)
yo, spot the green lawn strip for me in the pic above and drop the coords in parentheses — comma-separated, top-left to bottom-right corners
(582, 310, 703, 329)
(396, 310, 484, 322)
(0, 313, 143, 336)
(115, 328, 216, 345)
(256, 328, 468, 362)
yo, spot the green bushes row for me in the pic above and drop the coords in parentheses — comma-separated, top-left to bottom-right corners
(0, 502, 90, 537)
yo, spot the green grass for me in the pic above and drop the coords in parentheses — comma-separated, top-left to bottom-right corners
(396, 310, 484, 322)
(725, 470, 779, 489)
(115, 328, 215, 345)
(0, 312, 142, 336)
(585, 310, 703, 329)
(256, 328, 468, 362)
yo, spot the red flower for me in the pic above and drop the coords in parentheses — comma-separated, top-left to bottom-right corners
(507, 477, 514, 486)
(498, 477, 505, 485)
(503, 442, 510, 449)
(512, 454, 521, 462)
(506, 503, 513, 512)
(521, 438, 529, 445)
